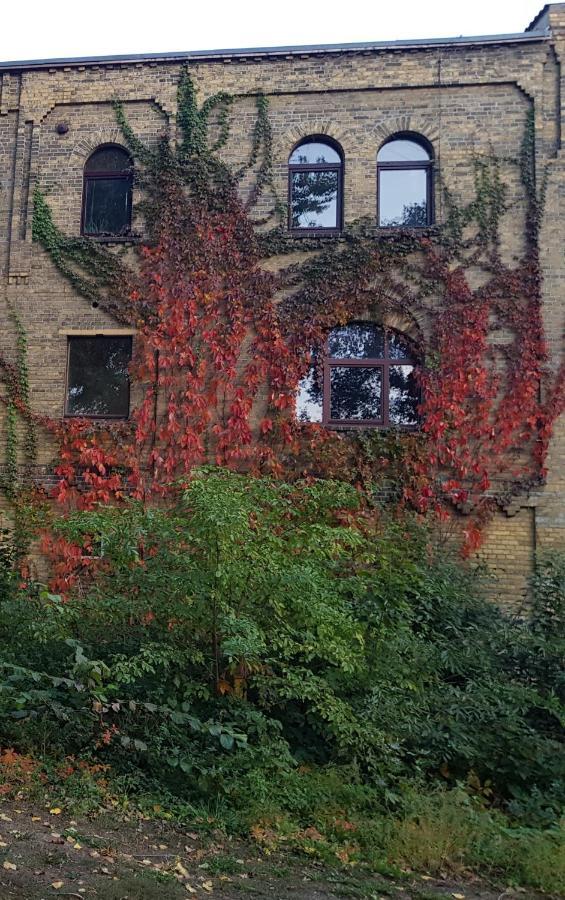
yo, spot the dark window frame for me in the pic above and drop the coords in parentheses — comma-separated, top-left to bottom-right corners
(64, 334, 133, 420)
(288, 135, 344, 234)
(321, 324, 420, 429)
(81, 144, 133, 238)
(377, 133, 434, 229)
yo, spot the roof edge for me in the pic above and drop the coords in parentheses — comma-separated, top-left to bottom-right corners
(0, 30, 550, 72)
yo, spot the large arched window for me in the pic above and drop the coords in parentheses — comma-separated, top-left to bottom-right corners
(288, 137, 343, 231)
(82, 145, 133, 237)
(377, 134, 433, 227)
(297, 322, 420, 427)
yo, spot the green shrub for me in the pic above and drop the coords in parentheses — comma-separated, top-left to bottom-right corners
(0, 469, 562, 872)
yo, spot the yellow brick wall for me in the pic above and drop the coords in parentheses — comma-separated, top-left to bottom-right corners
(1, 5, 564, 604)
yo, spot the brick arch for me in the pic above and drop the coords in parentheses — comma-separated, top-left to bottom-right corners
(348, 305, 426, 346)
(369, 116, 441, 155)
(276, 121, 348, 161)
(69, 130, 132, 170)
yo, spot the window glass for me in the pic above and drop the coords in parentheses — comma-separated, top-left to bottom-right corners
(389, 365, 419, 426)
(85, 146, 130, 172)
(83, 177, 132, 236)
(289, 142, 341, 165)
(66, 336, 132, 418)
(329, 366, 382, 421)
(388, 330, 414, 359)
(377, 139, 430, 163)
(379, 169, 428, 227)
(296, 366, 323, 423)
(291, 170, 339, 229)
(328, 323, 384, 359)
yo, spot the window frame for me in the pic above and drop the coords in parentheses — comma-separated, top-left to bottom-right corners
(288, 135, 344, 235)
(320, 324, 419, 429)
(64, 334, 133, 420)
(377, 133, 434, 229)
(81, 144, 133, 238)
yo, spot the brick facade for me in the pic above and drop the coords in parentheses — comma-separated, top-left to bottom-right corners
(1, 5, 564, 604)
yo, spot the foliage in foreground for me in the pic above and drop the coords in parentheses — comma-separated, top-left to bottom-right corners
(0, 470, 563, 888)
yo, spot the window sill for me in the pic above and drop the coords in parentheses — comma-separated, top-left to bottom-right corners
(288, 228, 342, 237)
(82, 234, 140, 245)
(63, 414, 130, 422)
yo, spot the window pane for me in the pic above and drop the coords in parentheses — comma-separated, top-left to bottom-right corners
(377, 139, 430, 163)
(85, 147, 130, 172)
(289, 142, 341, 165)
(296, 366, 323, 423)
(328, 323, 384, 359)
(84, 176, 131, 235)
(330, 366, 382, 420)
(379, 169, 428, 227)
(388, 331, 414, 360)
(389, 365, 419, 426)
(291, 170, 338, 228)
(67, 337, 132, 417)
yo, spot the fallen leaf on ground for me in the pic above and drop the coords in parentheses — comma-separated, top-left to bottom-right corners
(51, 882, 64, 889)
(2, 861, 16, 870)
(202, 880, 213, 892)
(49, 807, 62, 815)
(176, 860, 190, 878)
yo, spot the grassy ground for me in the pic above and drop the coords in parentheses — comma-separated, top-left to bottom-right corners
(0, 799, 557, 900)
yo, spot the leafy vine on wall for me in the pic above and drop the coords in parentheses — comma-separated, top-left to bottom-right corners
(0, 69, 563, 578)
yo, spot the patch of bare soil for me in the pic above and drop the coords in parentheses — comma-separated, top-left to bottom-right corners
(0, 801, 549, 900)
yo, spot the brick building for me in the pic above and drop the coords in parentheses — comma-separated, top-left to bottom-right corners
(0, 4, 564, 603)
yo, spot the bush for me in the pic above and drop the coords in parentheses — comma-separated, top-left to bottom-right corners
(0, 468, 562, 883)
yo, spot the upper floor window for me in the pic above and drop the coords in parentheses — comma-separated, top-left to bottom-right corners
(82, 145, 133, 237)
(377, 135, 433, 228)
(65, 335, 132, 418)
(289, 137, 343, 231)
(297, 322, 419, 428)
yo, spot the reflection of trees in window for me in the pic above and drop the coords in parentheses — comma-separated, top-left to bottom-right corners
(296, 323, 420, 427)
(377, 135, 432, 228)
(82, 145, 133, 237)
(66, 336, 132, 418)
(289, 139, 343, 230)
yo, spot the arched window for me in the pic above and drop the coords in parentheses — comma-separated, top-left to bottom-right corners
(288, 137, 343, 231)
(82, 145, 133, 237)
(297, 322, 420, 427)
(377, 134, 433, 227)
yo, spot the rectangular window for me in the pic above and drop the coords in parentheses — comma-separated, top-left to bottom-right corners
(65, 336, 132, 418)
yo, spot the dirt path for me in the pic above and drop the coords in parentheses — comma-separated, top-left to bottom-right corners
(0, 801, 548, 900)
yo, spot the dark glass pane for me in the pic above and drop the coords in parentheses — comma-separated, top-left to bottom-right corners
(389, 365, 419, 426)
(85, 146, 131, 172)
(328, 323, 384, 359)
(289, 141, 341, 165)
(296, 366, 323, 423)
(388, 330, 414, 360)
(330, 366, 382, 421)
(291, 170, 338, 228)
(67, 337, 132, 417)
(377, 139, 430, 163)
(379, 169, 428, 227)
(84, 176, 131, 235)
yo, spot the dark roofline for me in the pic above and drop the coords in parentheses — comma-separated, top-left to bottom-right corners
(0, 30, 550, 72)
(526, 4, 551, 31)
